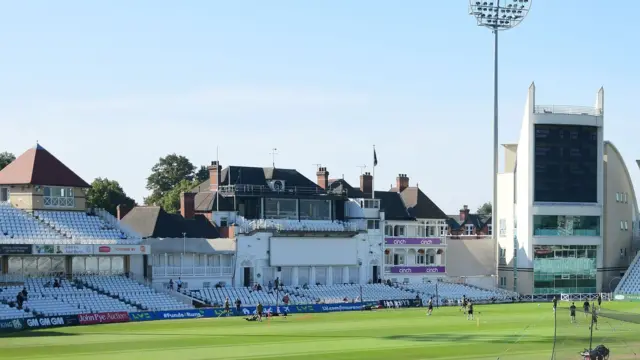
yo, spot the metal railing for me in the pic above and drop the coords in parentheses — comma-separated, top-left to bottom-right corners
(218, 184, 347, 196)
(534, 105, 602, 116)
(152, 266, 233, 277)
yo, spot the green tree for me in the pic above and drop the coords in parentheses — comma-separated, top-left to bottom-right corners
(0, 152, 16, 171)
(145, 154, 196, 205)
(195, 165, 209, 183)
(87, 178, 137, 216)
(477, 202, 492, 215)
(161, 179, 197, 214)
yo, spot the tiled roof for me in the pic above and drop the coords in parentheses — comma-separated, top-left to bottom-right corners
(0, 144, 90, 188)
(390, 186, 447, 220)
(121, 206, 220, 239)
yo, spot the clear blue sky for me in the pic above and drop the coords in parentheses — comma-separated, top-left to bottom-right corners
(1, 1, 639, 213)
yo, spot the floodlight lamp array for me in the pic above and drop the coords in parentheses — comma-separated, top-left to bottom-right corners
(469, 0, 531, 30)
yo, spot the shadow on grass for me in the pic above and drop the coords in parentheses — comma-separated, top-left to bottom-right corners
(0, 330, 77, 339)
(82, 331, 589, 345)
(384, 334, 589, 345)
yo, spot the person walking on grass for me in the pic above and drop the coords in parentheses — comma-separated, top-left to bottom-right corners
(570, 302, 576, 323)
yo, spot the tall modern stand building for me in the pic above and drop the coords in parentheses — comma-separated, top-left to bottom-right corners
(497, 83, 637, 294)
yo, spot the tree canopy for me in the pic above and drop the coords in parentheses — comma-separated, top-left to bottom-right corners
(0, 152, 16, 171)
(161, 179, 199, 214)
(145, 154, 197, 206)
(144, 154, 211, 213)
(86, 178, 137, 216)
(477, 202, 492, 215)
(195, 165, 209, 183)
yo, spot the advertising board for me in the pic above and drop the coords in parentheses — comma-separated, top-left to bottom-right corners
(33, 245, 93, 255)
(128, 302, 378, 322)
(93, 245, 150, 255)
(78, 312, 130, 325)
(0, 244, 32, 255)
(0, 319, 24, 332)
(24, 315, 78, 329)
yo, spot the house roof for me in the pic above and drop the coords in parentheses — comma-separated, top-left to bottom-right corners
(447, 213, 492, 230)
(390, 186, 447, 220)
(191, 165, 324, 197)
(193, 191, 235, 212)
(375, 191, 413, 221)
(0, 144, 90, 188)
(328, 179, 413, 220)
(327, 179, 365, 198)
(121, 206, 220, 239)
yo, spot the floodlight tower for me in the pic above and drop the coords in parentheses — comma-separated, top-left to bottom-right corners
(469, 0, 531, 290)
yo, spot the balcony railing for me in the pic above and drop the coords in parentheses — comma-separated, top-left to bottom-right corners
(445, 234, 492, 239)
(152, 266, 233, 277)
(235, 218, 365, 233)
(218, 184, 347, 197)
(534, 105, 602, 116)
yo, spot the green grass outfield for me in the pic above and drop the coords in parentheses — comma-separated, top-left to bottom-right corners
(1, 302, 639, 360)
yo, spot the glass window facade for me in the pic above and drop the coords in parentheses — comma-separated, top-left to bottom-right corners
(533, 215, 600, 236)
(533, 245, 597, 294)
(299, 199, 330, 220)
(264, 198, 297, 220)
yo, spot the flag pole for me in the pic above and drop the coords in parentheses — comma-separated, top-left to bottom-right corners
(372, 145, 375, 199)
(216, 146, 220, 212)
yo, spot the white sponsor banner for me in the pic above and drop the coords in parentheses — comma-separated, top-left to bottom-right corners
(93, 245, 150, 255)
(33, 244, 93, 255)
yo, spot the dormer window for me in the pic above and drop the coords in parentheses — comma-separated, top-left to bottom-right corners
(465, 224, 474, 235)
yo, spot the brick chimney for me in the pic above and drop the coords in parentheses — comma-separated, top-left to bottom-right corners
(180, 192, 195, 219)
(208, 161, 222, 192)
(316, 166, 329, 189)
(116, 204, 131, 220)
(360, 172, 373, 195)
(459, 205, 470, 222)
(396, 173, 409, 192)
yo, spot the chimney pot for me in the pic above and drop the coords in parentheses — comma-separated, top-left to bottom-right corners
(316, 166, 329, 189)
(396, 173, 409, 192)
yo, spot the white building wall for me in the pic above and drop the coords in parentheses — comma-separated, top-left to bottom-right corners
(509, 84, 608, 293)
(234, 230, 382, 287)
(515, 83, 534, 270)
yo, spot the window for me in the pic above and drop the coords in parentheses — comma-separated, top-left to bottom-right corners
(363, 199, 380, 209)
(393, 225, 405, 236)
(367, 220, 380, 230)
(384, 225, 393, 236)
(499, 219, 507, 237)
(43, 186, 75, 208)
(533, 215, 600, 236)
(264, 198, 297, 220)
(0, 187, 9, 202)
(621, 221, 625, 231)
(416, 253, 425, 264)
(487, 224, 492, 236)
(499, 277, 507, 288)
(499, 248, 506, 264)
(624, 193, 629, 203)
(533, 245, 597, 294)
(465, 224, 473, 235)
(624, 221, 629, 231)
(299, 199, 330, 220)
(616, 192, 621, 202)
(440, 225, 448, 236)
